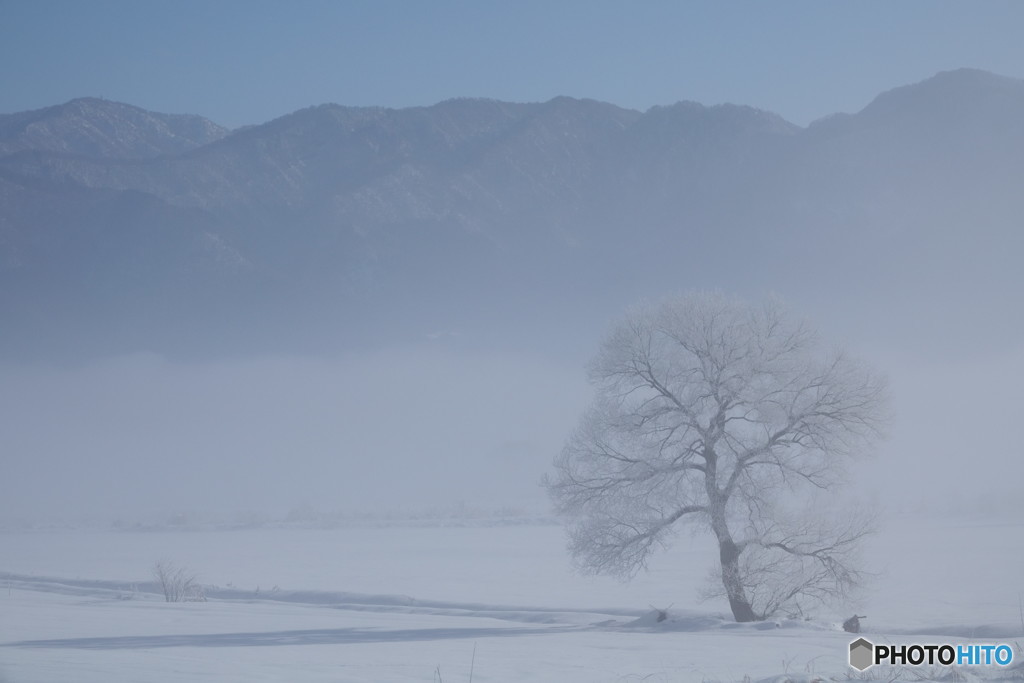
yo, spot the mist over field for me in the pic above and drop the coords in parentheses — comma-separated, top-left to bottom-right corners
(0, 348, 590, 522)
(2, 341, 1023, 526)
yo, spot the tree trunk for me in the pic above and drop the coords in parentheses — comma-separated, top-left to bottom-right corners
(705, 445, 759, 622)
(718, 537, 759, 622)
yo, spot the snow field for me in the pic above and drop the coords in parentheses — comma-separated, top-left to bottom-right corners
(1, 513, 1022, 682)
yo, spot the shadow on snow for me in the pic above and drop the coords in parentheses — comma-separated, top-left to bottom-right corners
(4, 625, 579, 650)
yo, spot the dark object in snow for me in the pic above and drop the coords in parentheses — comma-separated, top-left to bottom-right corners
(843, 615, 866, 633)
(649, 604, 672, 622)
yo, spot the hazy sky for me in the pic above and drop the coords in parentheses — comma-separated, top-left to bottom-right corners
(3, 0, 1024, 128)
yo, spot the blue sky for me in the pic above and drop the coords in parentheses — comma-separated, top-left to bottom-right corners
(3, 0, 1024, 128)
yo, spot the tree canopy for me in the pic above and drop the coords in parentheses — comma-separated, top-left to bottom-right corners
(546, 292, 887, 621)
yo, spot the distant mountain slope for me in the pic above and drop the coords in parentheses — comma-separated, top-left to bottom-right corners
(1, 70, 1022, 360)
(0, 98, 228, 160)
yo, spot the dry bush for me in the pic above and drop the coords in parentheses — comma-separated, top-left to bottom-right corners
(153, 559, 206, 602)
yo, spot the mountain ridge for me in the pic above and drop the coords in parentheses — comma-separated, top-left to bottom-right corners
(1, 69, 1022, 361)
(0, 97, 229, 160)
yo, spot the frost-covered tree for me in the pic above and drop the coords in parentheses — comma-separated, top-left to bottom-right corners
(546, 292, 887, 622)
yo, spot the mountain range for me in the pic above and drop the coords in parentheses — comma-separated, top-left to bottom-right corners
(2, 68, 1022, 361)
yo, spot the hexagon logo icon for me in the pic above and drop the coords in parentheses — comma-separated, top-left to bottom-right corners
(849, 637, 874, 671)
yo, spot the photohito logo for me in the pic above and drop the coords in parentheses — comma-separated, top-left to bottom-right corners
(849, 638, 1015, 671)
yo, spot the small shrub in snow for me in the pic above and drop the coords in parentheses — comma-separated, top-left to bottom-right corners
(153, 559, 206, 602)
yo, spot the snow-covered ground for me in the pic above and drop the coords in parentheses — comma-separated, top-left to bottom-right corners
(1, 512, 1022, 682)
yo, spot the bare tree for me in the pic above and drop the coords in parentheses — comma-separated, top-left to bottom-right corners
(153, 559, 206, 603)
(545, 292, 887, 622)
